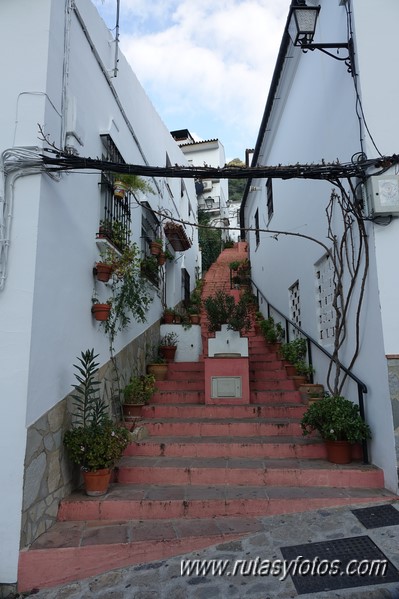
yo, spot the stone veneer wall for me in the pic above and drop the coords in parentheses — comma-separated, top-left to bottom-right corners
(21, 322, 160, 550)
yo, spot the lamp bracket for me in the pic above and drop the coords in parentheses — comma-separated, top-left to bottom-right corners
(300, 40, 354, 74)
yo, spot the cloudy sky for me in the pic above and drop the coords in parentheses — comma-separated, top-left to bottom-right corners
(91, 0, 288, 162)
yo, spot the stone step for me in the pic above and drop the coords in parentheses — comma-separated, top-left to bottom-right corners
(56, 485, 395, 524)
(249, 378, 296, 391)
(250, 390, 302, 403)
(151, 391, 204, 404)
(18, 515, 265, 592)
(116, 457, 384, 488)
(142, 403, 306, 420)
(125, 435, 328, 459)
(155, 380, 205, 392)
(141, 418, 303, 437)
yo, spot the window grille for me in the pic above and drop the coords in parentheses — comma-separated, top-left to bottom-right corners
(315, 254, 335, 344)
(255, 209, 260, 246)
(99, 134, 131, 251)
(182, 268, 190, 307)
(266, 178, 274, 221)
(289, 280, 301, 337)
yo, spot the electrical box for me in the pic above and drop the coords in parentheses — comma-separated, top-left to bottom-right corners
(367, 175, 399, 216)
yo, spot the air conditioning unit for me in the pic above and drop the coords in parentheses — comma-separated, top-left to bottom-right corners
(367, 175, 399, 216)
(202, 180, 213, 192)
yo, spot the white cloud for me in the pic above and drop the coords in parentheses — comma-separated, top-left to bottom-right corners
(92, 0, 288, 160)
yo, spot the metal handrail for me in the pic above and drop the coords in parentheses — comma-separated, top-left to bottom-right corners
(251, 281, 369, 464)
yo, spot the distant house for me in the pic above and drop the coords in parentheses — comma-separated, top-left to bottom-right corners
(242, 0, 399, 493)
(0, 0, 198, 587)
(171, 129, 238, 240)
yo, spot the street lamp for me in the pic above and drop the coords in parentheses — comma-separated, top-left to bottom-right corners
(288, 0, 354, 74)
(204, 197, 214, 209)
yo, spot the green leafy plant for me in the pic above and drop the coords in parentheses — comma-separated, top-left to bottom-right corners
(229, 260, 242, 271)
(101, 243, 153, 348)
(70, 349, 107, 428)
(294, 360, 315, 380)
(64, 349, 129, 471)
(301, 395, 371, 443)
(113, 173, 154, 195)
(280, 337, 307, 364)
(204, 290, 251, 333)
(64, 419, 129, 471)
(160, 332, 179, 347)
(260, 317, 285, 344)
(122, 374, 156, 405)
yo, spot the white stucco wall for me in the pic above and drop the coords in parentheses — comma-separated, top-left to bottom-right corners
(0, 0, 198, 583)
(352, 0, 399, 354)
(245, 0, 397, 491)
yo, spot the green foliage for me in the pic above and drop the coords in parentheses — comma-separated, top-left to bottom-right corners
(294, 360, 315, 380)
(198, 209, 222, 272)
(160, 332, 179, 346)
(64, 419, 129, 471)
(301, 395, 371, 443)
(122, 374, 156, 405)
(102, 243, 153, 347)
(260, 317, 285, 344)
(204, 290, 251, 333)
(227, 158, 246, 204)
(70, 349, 107, 428)
(114, 173, 154, 195)
(229, 260, 242, 271)
(280, 338, 307, 364)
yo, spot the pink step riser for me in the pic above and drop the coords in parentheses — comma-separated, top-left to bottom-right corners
(142, 421, 302, 437)
(142, 405, 306, 419)
(125, 440, 328, 459)
(117, 466, 383, 488)
(57, 493, 390, 523)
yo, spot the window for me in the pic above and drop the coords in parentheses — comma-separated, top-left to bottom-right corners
(315, 254, 335, 344)
(141, 202, 160, 286)
(289, 280, 301, 334)
(181, 268, 190, 307)
(266, 178, 274, 221)
(99, 135, 131, 251)
(254, 209, 260, 246)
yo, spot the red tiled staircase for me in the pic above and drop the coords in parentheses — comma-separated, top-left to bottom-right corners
(18, 242, 395, 591)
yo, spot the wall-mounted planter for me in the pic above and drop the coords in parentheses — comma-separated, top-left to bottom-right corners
(164, 222, 192, 251)
(94, 262, 113, 282)
(91, 303, 111, 321)
(150, 241, 162, 256)
(113, 180, 127, 199)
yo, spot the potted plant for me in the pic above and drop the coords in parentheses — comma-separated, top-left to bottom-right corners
(300, 395, 371, 464)
(163, 307, 175, 324)
(113, 173, 154, 199)
(204, 290, 251, 334)
(63, 349, 129, 496)
(260, 316, 285, 346)
(280, 337, 307, 375)
(146, 344, 168, 381)
(150, 238, 163, 256)
(122, 374, 156, 420)
(159, 332, 179, 362)
(91, 297, 111, 321)
(188, 305, 200, 324)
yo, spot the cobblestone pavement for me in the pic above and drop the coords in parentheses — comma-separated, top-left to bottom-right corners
(17, 502, 399, 599)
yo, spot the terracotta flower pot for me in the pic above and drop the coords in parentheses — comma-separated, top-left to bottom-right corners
(82, 468, 111, 496)
(150, 241, 162, 256)
(190, 313, 200, 325)
(325, 440, 352, 464)
(157, 252, 166, 266)
(123, 403, 145, 421)
(95, 262, 113, 282)
(147, 363, 168, 381)
(91, 303, 111, 321)
(163, 312, 174, 324)
(159, 345, 177, 362)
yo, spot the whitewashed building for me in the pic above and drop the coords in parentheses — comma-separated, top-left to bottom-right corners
(171, 130, 235, 240)
(242, 0, 399, 494)
(0, 0, 198, 588)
